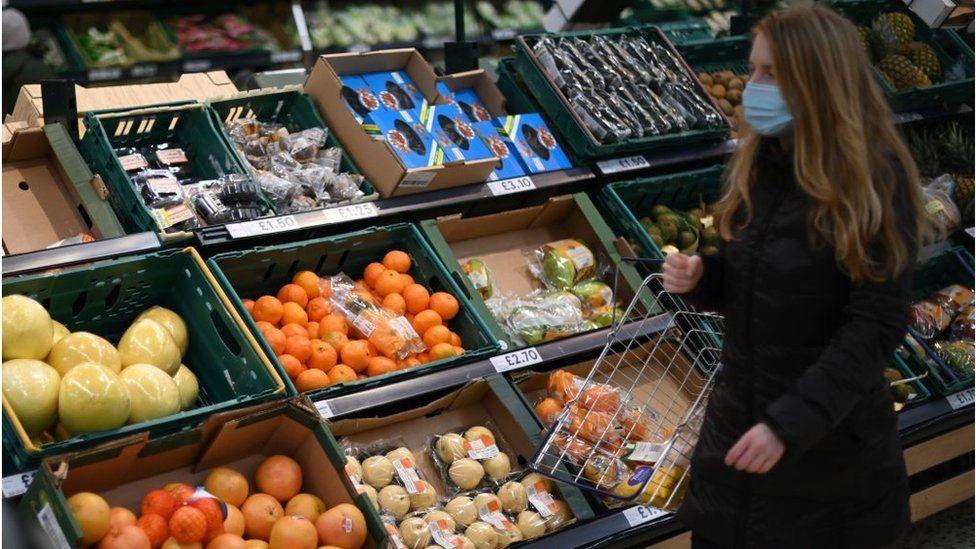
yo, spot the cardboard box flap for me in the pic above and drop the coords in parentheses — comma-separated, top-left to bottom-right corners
(54, 433, 149, 494)
(437, 70, 508, 117)
(323, 49, 441, 101)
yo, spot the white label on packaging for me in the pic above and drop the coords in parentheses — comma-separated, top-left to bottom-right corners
(131, 64, 158, 78)
(392, 458, 424, 494)
(2, 470, 35, 498)
(526, 481, 558, 518)
(314, 399, 335, 419)
(479, 500, 516, 531)
(350, 314, 376, 337)
(490, 347, 543, 373)
(183, 59, 212, 72)
(946, 387, 975, 410)
(597, 155, 651, 175)
(463, 435, 499, 460)
(626, 442, 667, 464)
(399, 171, 436, 188)
(322, 202, 379, 224)
(271, 50, 303, 63)
(622, 504, 669, 527)
(429, 520, 465, 548)
(38, 504, 71, 549)
(226, 215, 298, 238)
(487, 176, 535, 196)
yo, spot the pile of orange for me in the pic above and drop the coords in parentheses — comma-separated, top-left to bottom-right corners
(243, 250, 466, 392)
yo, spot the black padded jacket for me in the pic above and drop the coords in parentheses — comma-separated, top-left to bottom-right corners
(677, 140, 914, 548)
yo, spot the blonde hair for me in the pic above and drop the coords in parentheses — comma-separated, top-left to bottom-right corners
(713, 4, 930, 282)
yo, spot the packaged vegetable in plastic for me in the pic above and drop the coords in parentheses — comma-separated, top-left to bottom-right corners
(462, 259, 494, 299)
(325, 172, 366, 202)
(922, 175, 963, 234)
(571, 280, 614, 315)
(535, 239, 596, 290)
(951, 304, 975, 341)
(909, 299, 953, 340)
(328, 274, 425, 359)
(504, 293, 587, 345)
(132, 169, 184, 208)
(934, 340, 975, 377)
(930, 284, 974, 316)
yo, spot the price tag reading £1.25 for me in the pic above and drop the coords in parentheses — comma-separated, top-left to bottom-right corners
(490, 347, 543, 373)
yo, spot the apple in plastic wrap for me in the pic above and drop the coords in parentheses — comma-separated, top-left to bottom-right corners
(2, 359, 60, 434)
(59, 362, 130, 434)
(118, 318, 180, 375)
(2, 295, 53, 360)
(120, 363, 181, 423)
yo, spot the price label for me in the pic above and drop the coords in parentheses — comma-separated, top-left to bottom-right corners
(183, 59, 212, 72)
(422, 37, 445, 49)
(2, 470, 35, 498)
(596, 155, 651, 175)
(965, 227, 975, 238)
(349, 44, 371, 53)
(487, 176, 535, 196)
(622, 505, 669, 527)
(88, 67, 122, 81)
(321, 202, 379, 224)
(270, 50, 303, 64)
(38, 504, 71, 549)
(131, 64, 158, 78)
(492, 29, 518, 40)
(226, 215, 298, 239)
(946, 387, 975, 410)
(489, 347, 543, 373)
(399, 171, 436, 188)
(314, 400, 335, 419)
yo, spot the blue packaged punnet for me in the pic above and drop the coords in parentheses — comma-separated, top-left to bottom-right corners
(450, 88, 495, 125)
(431, 104, 496, 163)
(361, 70, 430, 124)
(373, 108, 438, 169)
(338, 75, 379, 125)
(498, 113, 574, 174)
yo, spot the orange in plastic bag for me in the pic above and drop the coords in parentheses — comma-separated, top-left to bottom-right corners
(580, 383, 621, 414)
(567, 405, 622, 446)
(547, 370, 582, 403)
(620, 407, 655, 442)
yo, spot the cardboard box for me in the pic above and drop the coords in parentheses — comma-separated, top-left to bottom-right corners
(9, 72, 237, 134)
(20, 400, 387, 548)
(2, 123, 125, 254)
(326, 376, 595, 533)
(304, 50, 499, 197)
(420, 194, 652, 348)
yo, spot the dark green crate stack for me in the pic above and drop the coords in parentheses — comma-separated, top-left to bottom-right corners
(208, 223, 500, 398)
(901, 247, 975, 395)
(79, 103, 254, 241)
(512, 25, 731, 161)
(659, 20, 715, 46)
(829, 0, 974, 112)
(207, 88, 379, 205)
(676, 34, 750, 75)
(495, 57, 542, 115)
(1, 248, 285, 470)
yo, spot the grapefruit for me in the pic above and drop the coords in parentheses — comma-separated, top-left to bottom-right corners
(284, 494, 326, 522)
(172, 365, 199, 410)
(269, 516, 317, 549)
(223, 505, 245, 537)
(162, 538, 203, 549)
(137, 306, 189, 356)
(67, 492, 111, 546)
(205, 467, 250, 508)
(1, 294, 53, 360)
(314, 504, 366, 549)
(118, 318, 181, 375)
(120, 364, 181, 424)
(255, 456, 302, 502)
(2, 358, 60, 433)
(99, 524, 151, 549)
(47, 331, 122, 375)
(59, 362, 130, 434)
(109, 507, 137, 529)
(205, 533, 246, 549)
(241, 494, 283, 541)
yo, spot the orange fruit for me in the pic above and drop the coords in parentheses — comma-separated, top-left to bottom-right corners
(402, 284, 430, 315)
(102, 525, 151, 549)
(369, 324, 405, 359)
(453, 345, 465, 356)
(318, 278, 333, 299)
(381, 293, 406, 316)
(415, 353, 429, 364)
(296, 369, 331, 392)
(411, 310, 442, 336)
(136, 513, 169, 547)
(281, 323, 308, 339)
(269, 515, 317, 549)
(405, 312, 415, 324)
(163, 483, 195, 505)
(284, 335, 312, 363)
(340, 340, 372, 372)
(279, 354, 305, 380)
(262, 328, 286, 356)
(255, 320, 275, 333)
(308, 340, 338, 371)
(243, 299, 255, 315)
(306, 298, 330, 323)
(255, 455, 303, 502)
(449, 331, 462, 347)
(224, 504, 245, 537)
(142, 489, 178, 520)
(321, 331, 349, 353)
(535, 397, 564, 424)
(205, 467, 250, 508)
(292, 271, 321, 299)
(399, 273, 415, 288)
(367, 356, 397, 377)
(315, 504, 367, 549)
(189, 498, 224, 543)
(428, 292, 459, 321)
(401, 357, 421, 370)
(253, 296, 284, 325)
(319, 314, 348, 335)
(382, 250, 411, 273)
(169, 506, 207, 544)
(422, 325, 452, 348)
(240, 494, 283, 541)
(306, 321, 320, 340)
(281, 302, 308, 327)
(373, 270, 406, 298)
(277, 284, 309, 309)
(362, 262, 387, 288)
(109, 507, 137, 530)
(206, 533, 247, 549)
(429, 342, 459, 361)
(327, 364, 357, 384)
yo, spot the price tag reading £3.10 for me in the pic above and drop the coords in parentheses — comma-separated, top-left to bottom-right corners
(487, 176, 535, 196)
(490, 347, 543, 373)
(597, 155, 650, 176)
(622, 505, 669, 527)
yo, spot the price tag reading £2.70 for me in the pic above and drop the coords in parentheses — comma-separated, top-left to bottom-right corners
(622, 505, 669, 527)
(490, 347, 543, 373)
(597, 155, 650, 175)
(947, 387, 975, 410)
(487, 176, 535, 196)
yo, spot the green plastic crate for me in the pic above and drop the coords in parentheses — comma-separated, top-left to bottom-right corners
(206, 87, 380, 207)
(79, 102, 256, 242)
(207, 223, 500, 398)
(659, 20, 714, 46)
(829, 0, 975, 112)
(512, 25, 731, 160)
(1, 247, 286, 470)
(496, 57, 542, 115)
(677, 34, 750, 75)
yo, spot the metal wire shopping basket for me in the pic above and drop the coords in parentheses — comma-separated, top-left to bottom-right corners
(529, 270, 724, 510)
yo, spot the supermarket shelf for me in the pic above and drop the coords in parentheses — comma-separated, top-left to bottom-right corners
(592, 139, 739, 179)
(894, 103, 974, 125)
(316, 312, 675, 419)
(898, 388, 975, 446)
(1, 232, 161, 278)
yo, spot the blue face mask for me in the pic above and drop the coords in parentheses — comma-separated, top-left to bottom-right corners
(742, 82, 793, 137)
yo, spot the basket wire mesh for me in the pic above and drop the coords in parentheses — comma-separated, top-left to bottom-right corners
(530, 269, 724, 510)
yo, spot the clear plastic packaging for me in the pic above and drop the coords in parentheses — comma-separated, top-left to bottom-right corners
(531, 239, 596, 290)
(428, 421, 521, 497)
(951, 304, 975, 341)
(934, 340, 975, 377)
(132, 169, 184, 208)
(922, 174, 963, 234)
(340, 439, 440, 523)
(328, 274, 425, 359)
(461, 259, 494, 299)
(488, 291, 588, 346)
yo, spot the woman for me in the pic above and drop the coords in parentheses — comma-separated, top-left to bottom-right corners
(664, 5, 931, 548)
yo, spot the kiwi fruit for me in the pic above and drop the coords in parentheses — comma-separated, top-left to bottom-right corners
(698, 72, 713, 86)
(726, 77, 744, 91)
(726, 89, 743, 104)
(678, 230, 698, 250)
(650, 204, 672, 219)
(710, 84, 727, 99)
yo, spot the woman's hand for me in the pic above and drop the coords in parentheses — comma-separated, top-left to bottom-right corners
(725, 423, 785, 474)
(662, 253, 704, 294)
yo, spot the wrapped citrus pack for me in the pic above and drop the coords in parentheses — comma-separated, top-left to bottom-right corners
(534, 239, 596, 290)
(328, 274, 425, 359)
(461, 258, 494, 299)
(546, 370, 624, 413)
(566, 405, 624, 447)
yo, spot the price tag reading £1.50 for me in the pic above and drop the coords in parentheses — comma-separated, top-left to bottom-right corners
(490, 347, 543, 373)
(597, 155, 650, 175)
(226, 215, 298, 238)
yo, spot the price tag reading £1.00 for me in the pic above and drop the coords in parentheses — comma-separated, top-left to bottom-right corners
(490, 347, 543, 373)
(622, 504, 669, 527)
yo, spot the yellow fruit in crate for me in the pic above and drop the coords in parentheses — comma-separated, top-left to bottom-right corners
(47, 331, 121, 375)
(172, 364, 199, 410)
(120, 364, 181, 424)
(51, 321, 70, 347)
(137, 306, 189, 356)
(67, 492, 111, 546)
(59, 362, 130, 434)
(2, 359, 60, 434)
(2, 295, 53, 360)
(118, 318, 181, 375)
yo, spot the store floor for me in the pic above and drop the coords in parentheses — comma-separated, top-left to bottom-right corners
(898, 499, 974, 548)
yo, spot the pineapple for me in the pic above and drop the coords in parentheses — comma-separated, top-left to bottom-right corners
(872, 12, 915, 55)
(909, 42, 942, 82)
(857, 25, 884, 62)
(879, 54, 926, 89)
